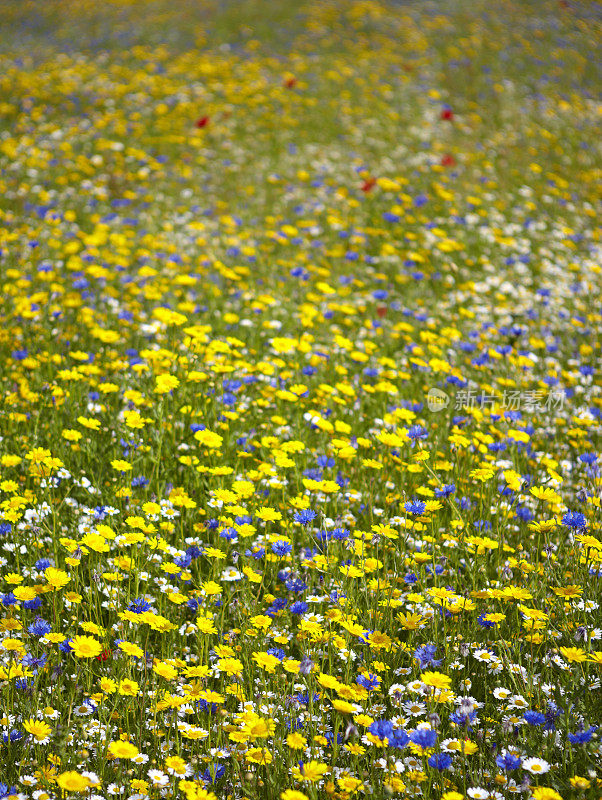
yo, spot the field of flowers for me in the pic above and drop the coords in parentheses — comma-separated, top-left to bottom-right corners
(0, 1, 600, 799)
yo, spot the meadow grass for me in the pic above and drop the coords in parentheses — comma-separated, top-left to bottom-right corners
(0, 2, 600, 800)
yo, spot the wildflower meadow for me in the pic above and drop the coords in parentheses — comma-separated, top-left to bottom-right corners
(0, 1, 600, 799)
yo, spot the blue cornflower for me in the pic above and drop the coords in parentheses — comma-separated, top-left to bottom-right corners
(524, 710, 546, 726)
(449, 710, 477, 728)
(271, 540, 293, 557)
(428, 753, 452, 770)
(496, 752, 522, 771)
(128, 598, 151, 613)
(285, 577, 307, 593)
(413, 644, 442, 669)
(356, 672, 380, 691)
(290, 601, 309, 615)
(22, 653, 47, 672)
(477, 613, 496, 629)
(435, 484, 456, 498)
(409, 728, 437, 749)
(407, 424, 428, 442)
(200, 764, 226, 784)
(404, 500, 426, 515)
(266, 597, 287, 617)
(568, 726, 597, 744)
(27, 617, 52, 637)
(294, 509, 317, 525)
(562, 511, 587, 529)
(369, 720, 395, 741)
(390, 729, 409, 749)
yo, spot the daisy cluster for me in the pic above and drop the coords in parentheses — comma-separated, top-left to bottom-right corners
(0, 1, 600, 800)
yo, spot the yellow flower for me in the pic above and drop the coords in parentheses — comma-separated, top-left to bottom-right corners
(118, 678, 140, 696)
(559, 647, 588, 663)
(286, 732, 308, 749)
(165, 755, 188, 775)
(70, 635, 103, 658)
(421, 671, 452, 689)
(111, 459, 132, 472)
(24, 718, 52, 742)
(45, 567, 70, 590)
(56, 772, 90, 792)
(217, 657, 243, 676)
(531, 789, 563, 800)
(281, 792, 309, 800)
(154, 374, 180, 394)
(245, 747, 273, 765)
(293, 760, 329, 783)
(194, 429, 223, 449)
(108, 740, 139, 759)
(153, 661, 178, 680)
(118, 641, 144, 658)
(202, 580, 222, 596)
(332, 699, 356, 714)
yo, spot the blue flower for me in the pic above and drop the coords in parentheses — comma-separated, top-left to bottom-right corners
(428, 753, 452, 770)
(294, 509, 317, 525)
(356, 672, 380, 691)
(27, 617, 52, 637)
(369, 720, 395, 741)
(200, 764, 226, 784)
(449, 710, 477, 728)
(271, 541, 293, 557)
(285, 577, 306, 593)
(524, 710, 546, 726)
(562, 511, 587, 529)
(413, 644, 442, 669)
(435, 484, 456, 498)
(407, 424, 428, 442)
(128, 598, 151, 613)
(496, 752, 522, 771)
(390, 729, 409, 749)
(290, 601, 308, 615)
(404, 500, 426, 515)
(568, 726, 596, 744)
(409, 728, 437, 749)
(22, 653, 48, 672)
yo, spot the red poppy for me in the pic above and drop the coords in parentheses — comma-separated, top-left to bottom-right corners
(440, 108, 454, 121)
(376, 306, 387, 318)
(284, 76, 297, 88)
(441, 154, 456, 167)
(195, 116, 209, 128)
(361, 177, 376, 193)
